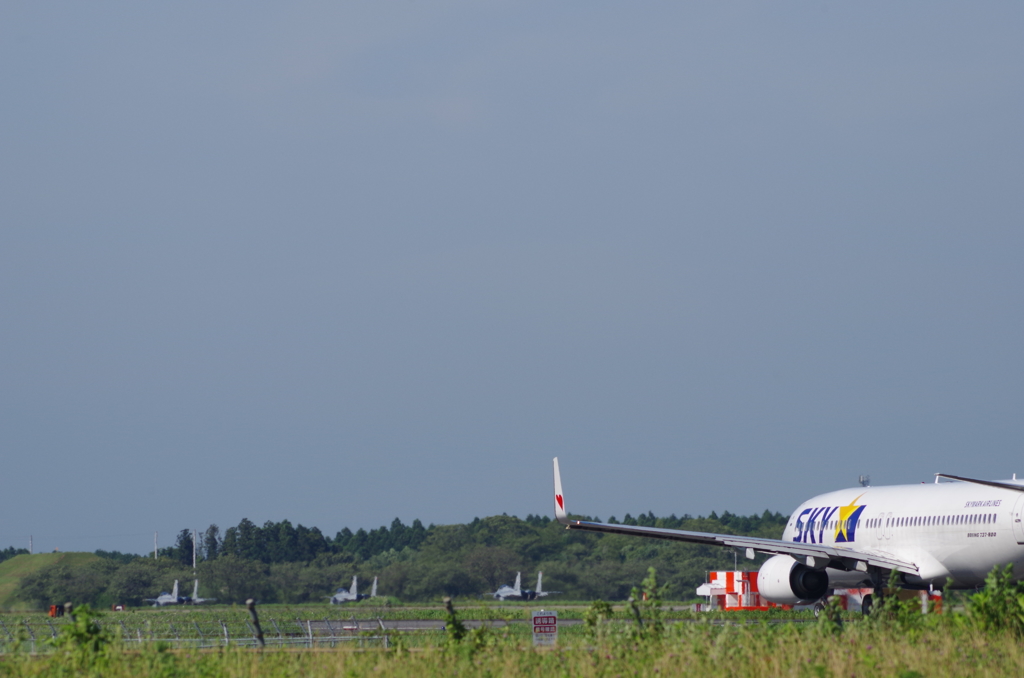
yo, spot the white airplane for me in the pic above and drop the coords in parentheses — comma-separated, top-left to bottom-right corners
(189, 579, 216, 605)
(145, 580, 188, 606)
(552, 458, 1024, 613)
(328, 576, 377, 604)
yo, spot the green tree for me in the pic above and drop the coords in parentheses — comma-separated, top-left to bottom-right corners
(106, 559, 189, 607)
(17, 560, 119, 608)
(202, 524, 221, 561)
(198, 554, 271, 603)
(174, 529, 194, 567)
(464, 546, 522, 591)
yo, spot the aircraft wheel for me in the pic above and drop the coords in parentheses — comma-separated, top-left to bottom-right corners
(862, 595, 873, 616)
(813, 602, 825, 618)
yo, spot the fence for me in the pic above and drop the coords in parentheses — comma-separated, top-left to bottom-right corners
(0, 617, 407, 652)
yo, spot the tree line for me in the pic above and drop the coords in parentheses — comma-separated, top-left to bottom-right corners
(14, 510, 787, 608)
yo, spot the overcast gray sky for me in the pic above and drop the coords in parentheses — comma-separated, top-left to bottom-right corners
(1, 2, 1022, 555)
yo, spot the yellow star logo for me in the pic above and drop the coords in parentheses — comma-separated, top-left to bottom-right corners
(834, 493, 867, 543)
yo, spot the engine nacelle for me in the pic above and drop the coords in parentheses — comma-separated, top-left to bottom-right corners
(757, 554, 829, 605)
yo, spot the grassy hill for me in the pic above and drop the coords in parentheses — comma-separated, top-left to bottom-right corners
(0, 553, 101, 611)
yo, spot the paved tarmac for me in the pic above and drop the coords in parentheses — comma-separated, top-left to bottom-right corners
(303, 619, 585, 633)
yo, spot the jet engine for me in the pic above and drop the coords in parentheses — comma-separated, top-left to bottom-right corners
(757, 554, 829, 605)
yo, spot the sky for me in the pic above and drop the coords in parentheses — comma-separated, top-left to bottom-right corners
(1, 2, 1022, 556)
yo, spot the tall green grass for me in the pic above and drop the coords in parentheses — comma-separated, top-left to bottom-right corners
(0, 621, 1020, 677)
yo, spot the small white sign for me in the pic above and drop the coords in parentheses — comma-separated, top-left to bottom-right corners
(532, 610, 557, 646)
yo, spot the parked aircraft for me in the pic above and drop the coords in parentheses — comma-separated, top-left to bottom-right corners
(190, 580, 216, 605)
(145, 580, 189, 606)
(328, 576, 377, 604)
(552, 458, 1024, 614)
(489, 572, 560, 600)
(533, 571, 560, 599)
(490, 572, 523, 600)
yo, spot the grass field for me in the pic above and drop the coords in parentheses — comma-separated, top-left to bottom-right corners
(0, 617, 1018, 677)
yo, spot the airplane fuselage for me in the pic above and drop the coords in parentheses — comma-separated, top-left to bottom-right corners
(785, 481, 1024, 588)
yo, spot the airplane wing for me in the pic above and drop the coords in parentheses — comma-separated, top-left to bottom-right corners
(552, 458, 918, 575)
(935, 474, 1024, 493)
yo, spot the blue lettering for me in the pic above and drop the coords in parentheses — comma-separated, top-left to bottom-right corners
(806, 507, 828, 544)
(793, 508, 813, 543)
(817, 506, 838, 543)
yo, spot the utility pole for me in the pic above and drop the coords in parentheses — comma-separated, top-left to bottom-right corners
(154, 532, 158, 559)
(192, 529, 197, 570)
(29, 535, 32, 555)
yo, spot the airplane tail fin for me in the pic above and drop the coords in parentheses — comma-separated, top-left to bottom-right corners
(351, 575, 358, 597)
(553, 458, 568, 524)
(193, 579, 199, 600)
(514, 571, 521, 593)
(371, 576, 378, 598)
(536, 571, 543, 594)
(171, 580, 179, 599)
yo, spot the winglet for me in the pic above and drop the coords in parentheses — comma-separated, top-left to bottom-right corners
(553, 457, 569, 524)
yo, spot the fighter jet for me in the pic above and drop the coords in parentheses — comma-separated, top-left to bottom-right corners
(328, 576, 377, 604)
(531, 571, 560, 599)
(145, 580, 189, 606)
(189, 579, 216, 605)
(490, 572, 524, 600)
(490, 572, 560, 600)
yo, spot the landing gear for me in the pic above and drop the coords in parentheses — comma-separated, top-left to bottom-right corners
(862, 567, 888, 616)
(813, 601, 826, 618)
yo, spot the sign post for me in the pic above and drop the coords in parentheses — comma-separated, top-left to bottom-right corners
(532, 610, 557, 647)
